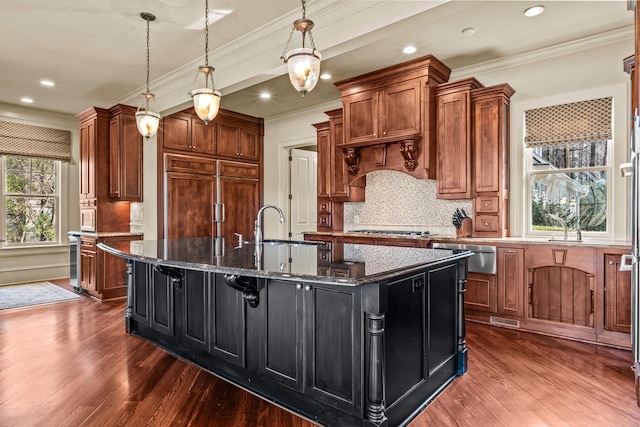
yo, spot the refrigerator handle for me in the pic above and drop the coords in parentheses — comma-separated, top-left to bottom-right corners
(620, 162, 633, 178)
(621, 254, 636, 272)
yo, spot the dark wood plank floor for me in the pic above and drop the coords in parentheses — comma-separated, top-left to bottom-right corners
(1, 280, 639, 426)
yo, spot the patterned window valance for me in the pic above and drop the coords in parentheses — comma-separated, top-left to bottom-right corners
(0, 120, 71, 161)
(524, 97, 612, 148)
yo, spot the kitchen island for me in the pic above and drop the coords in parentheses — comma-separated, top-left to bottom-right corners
(98, 238, 471, 426)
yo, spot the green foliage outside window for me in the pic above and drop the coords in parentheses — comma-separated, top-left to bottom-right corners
(3, 156, 57, 243)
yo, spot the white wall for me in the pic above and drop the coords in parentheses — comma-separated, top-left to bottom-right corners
(0, 102, 80, 285)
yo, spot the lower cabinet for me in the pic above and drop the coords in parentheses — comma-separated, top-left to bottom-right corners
(80, 234, 141, 300)
(497, 247, 524, 317)
(465, 272, 497, 313)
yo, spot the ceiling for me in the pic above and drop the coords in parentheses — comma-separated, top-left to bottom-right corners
(0, 1, 634, 120)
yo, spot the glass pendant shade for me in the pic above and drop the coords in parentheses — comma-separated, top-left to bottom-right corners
(135, 100, 160, 139)
(192, 87, 221, 125)
(284, 47, 321, 96)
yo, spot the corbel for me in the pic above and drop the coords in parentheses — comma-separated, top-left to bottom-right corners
(343, 147, 360, 175)
(399, 140, 419, 171)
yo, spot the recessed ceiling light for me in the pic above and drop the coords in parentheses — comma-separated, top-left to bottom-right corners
(320, 73, 331, 80)
(21, 97, 34, 103)
(259, 92, 271, 99)
(40, 80, 55, 87)
(524, 5, 545, 17)
(402, 46, 417, 54)
(461, 27, 476, 36)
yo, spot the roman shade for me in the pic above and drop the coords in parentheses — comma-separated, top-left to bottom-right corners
(0, 120, 71, 161)
(524, 97, 612, 148)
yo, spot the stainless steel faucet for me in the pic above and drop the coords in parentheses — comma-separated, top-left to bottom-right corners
(546, 213, 568, 240)
(254, 205, 286, 245)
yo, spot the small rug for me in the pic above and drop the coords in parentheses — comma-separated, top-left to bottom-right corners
(0, 282, 81, 310)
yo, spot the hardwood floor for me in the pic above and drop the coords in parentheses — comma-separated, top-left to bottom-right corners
(1, 280, 638, 427)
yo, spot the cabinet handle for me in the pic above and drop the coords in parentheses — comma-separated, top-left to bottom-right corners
(305, 285, 311, 291)
(296, 284, 302, 289)
(505, 249, 517, 253)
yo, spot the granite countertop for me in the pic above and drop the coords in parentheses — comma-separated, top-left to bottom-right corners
(305, 231, 632, 249)
(98, 237, 472, 286)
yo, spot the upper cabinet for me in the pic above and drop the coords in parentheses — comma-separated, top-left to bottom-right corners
(160, 108, 262, 163)
(334, 55, 451, 180)
(109, 104, 143, 201)
(435, 78, 483, 199)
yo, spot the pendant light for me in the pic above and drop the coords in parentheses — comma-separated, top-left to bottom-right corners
(190, 0, 221, 124)
(281, 0, 321, 97)
(136, 12, 161, 139)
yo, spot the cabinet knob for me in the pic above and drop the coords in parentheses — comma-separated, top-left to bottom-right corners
(305, 285, 311, 291)
(296, 284, 302, 289)
(608, 260, 614, 265)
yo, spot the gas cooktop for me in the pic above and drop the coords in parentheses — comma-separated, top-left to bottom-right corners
(349, 229, 434, 237)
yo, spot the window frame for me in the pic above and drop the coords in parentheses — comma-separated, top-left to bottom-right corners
(524, 136, 613, 240)
(0, 155, 63, 247)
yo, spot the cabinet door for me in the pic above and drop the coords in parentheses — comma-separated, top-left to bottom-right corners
(109, 109, 143, 201)
(216, 123, 240, 158)
(80, 237, 97, 293)
(330, 115, 352, 199)
(210, 274, 247, 367)
(497, 247, 524, 317)
(79, 119, 96, 200)
(316, 123, 331, 199)
(165, 171, 216, 239)
(150, 267, 176, 340)
(259, 279, 304, 390)
(466, 272, 497, 313)
(304, 283, 359, 413)
(218, 174, 260, 239)
(342, 89, 378, 145)
(380, 79, 422, 140)
(436, 90, 471, 199)
(162, 113, 192, 151)
(191, 120, 216, 155)
(473, 97, 501, 193)
(181, 270, 211, 356)
(604, 254, 631, 333)
(239, 127, 260, 161)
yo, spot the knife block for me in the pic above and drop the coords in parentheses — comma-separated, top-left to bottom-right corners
(456, 218, 472, 237)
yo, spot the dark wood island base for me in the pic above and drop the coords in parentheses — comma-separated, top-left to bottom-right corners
(101, 239, 470, 426)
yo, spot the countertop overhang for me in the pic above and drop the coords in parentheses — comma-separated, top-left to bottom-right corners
(97, 237, 472, 286)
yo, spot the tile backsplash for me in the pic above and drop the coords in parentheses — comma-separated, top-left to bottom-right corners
(344, 170, 472, 235)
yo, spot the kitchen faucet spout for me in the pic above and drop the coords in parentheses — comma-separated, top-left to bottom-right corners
(546, 213, 568, 240)
(254, 205, 286, 245)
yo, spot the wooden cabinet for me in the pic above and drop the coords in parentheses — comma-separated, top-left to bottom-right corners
(80, 234, 142, 300)
(466, 272, 497, 313)
(603, 253, 632, 334)
(160, 112, 216, 155)
(109, 104, 143, 201)
(214, 111, 261, 162)
(158, 108, 263, 240)
(497, 247, 525, 317)
(77, 107, 132, 233)
(435, 78, 483, 199)
(341, 79, 422, 145)
(471, 84, 515, 237)
(334, 55, 451, 180)
(313, 109, 364, 232)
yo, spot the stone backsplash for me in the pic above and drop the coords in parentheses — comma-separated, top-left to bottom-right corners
(344, 170, 472, 235)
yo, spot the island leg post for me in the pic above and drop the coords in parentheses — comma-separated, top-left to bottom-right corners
(363, 282, 388, 427)
(457, 260, 468, 375)
(125, 261, 133, 334)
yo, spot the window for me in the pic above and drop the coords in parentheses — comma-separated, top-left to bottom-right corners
(529, 141, 609, 233)
(525, 97, 612, 236)
(1, 155, 60, 244)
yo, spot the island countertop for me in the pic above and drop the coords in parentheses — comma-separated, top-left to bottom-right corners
(98, 237, 471, 286)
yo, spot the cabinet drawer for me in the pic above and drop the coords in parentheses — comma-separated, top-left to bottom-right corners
(80, 207, 96, 232)
(218, 160, 259, 179)
(80, 237, 96, 252)
(318, 201, 332, 213)
(165, 154, 216, 175)
(475, 196, 499, 213)
(475, 215, 499, 232)
(318, 213, 332, 228)
(318, 250, 332, 263)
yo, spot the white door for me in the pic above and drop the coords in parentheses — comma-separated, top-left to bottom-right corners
(289, 148, 317, 240)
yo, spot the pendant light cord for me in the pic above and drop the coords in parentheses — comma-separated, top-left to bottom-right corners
(204, 0, 209, 68)
(145, 17, 151, 95)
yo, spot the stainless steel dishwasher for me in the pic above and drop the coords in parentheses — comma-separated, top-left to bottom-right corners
(431, 242, 496, 274)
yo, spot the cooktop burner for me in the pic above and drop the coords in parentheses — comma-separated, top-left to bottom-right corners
(349, 229, 433, 237)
